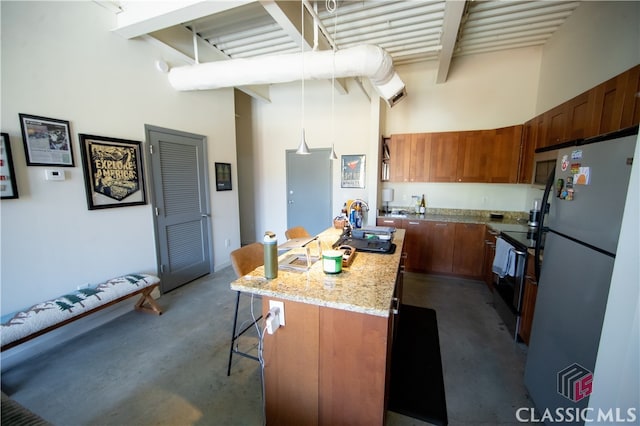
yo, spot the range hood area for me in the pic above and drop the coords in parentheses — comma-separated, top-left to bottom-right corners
(167, 44, 407, 107)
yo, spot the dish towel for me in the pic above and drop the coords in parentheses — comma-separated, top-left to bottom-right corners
(492, 237, 516, 278)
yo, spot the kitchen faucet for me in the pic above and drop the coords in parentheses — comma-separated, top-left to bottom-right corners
(346, 199, 370, 213)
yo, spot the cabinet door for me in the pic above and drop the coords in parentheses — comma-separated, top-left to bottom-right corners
(592, 73, 626, 135)
(621, 64, 640, 128)
(388, 134, 411, 182)
(402, 220, 429, 272)
(456, 130, 489, 182)
(409, 133, 431, 182)
(429, 132, 459, 182)
(425, 222, 455, 273)
(534, 113, 547, 150)
(376, 218, 403, 228)
(566, 92, 595, 140)
(487, 125, 522, 183)
(518, 118, 537, 183)
(452, 223, 485, 278)
(544, 104, 568, 146)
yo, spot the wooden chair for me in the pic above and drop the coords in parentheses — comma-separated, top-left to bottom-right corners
(227, 242, 264, 376)
(285, 226, 311, 240)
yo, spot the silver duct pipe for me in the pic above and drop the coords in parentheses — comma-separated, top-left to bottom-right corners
(168, 44, 407, 106)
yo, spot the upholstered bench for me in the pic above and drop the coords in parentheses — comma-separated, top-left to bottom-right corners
(1, 274, 162, 351)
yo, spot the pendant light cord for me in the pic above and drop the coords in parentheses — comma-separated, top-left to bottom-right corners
(301, 0, 305, 133)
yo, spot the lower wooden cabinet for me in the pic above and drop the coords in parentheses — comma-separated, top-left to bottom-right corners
(403, 219, 430, 272)
(376, 218, 486, 278)
(452, 223, 486, 277)
(425, 222, 455, 273)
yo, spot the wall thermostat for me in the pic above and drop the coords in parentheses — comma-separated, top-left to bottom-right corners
(44, 169, 66, 181)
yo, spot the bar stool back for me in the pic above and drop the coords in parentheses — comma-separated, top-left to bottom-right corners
(227, 242, 264, 376)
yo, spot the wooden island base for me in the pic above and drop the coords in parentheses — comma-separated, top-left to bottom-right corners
(262, 296, 391, 425)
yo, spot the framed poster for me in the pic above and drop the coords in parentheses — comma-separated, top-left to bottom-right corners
(79, 134, 147, 210)
(341, 154, 366, 188)
(1, 133, 19, 199)
(215, 162, 232, 191)
(19, 114, 74, 166)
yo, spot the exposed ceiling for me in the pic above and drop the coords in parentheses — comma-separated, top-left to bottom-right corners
(109, 0, 581, 100)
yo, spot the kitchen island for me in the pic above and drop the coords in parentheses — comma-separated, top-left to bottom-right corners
(231, 226, 405, 425)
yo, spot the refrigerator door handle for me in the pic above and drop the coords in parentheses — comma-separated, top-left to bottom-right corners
(535, 168, 555, 282)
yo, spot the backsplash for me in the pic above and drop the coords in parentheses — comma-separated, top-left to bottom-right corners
(386, 207, 528, 221)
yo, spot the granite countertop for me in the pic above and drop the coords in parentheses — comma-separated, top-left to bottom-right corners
(230, 227, 405, 317)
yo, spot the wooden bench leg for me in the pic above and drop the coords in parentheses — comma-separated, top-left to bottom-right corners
(134, 286, 163, 315)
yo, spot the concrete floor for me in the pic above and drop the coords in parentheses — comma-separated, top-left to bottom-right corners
(1, 268, 532, 425)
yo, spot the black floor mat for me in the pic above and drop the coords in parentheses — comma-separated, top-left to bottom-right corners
(389, 304, 448, 426)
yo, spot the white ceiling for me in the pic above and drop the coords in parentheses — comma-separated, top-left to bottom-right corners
(110, 0, 581, 95)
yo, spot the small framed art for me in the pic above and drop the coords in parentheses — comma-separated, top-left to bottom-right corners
(19, 114, 74, 166)
(79, 134, 147, 210)
(215, 162, 232, 191)
(341, 154, 366, 188)
(1, 133, 19, 199)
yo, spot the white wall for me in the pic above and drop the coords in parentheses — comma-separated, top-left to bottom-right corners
(248, 78, 375, 241)
(588, 133, 639, 422)
(533, 1, 639, 415)
(536, 1, 640, 113)
(0, 2, 239, 315)
(385, 47, 541, 134)
(382, 47, 543, 213)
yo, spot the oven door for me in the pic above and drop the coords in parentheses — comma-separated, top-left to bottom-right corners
(492, 234, 528, 341)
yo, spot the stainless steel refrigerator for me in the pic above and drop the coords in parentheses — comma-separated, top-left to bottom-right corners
(524, 126, 638, 422)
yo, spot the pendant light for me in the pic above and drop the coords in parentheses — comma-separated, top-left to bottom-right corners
(296, 0, 311, 155)
(329, 1, 338, 160)
(329, 59, 338, 160)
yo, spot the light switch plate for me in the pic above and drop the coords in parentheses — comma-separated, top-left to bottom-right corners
(44, 169, 65, 181)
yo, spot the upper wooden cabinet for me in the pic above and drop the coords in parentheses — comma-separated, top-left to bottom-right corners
(387, 133, 410, 182)
(532, 64, 640, 151)
(387, 126, 522, 183)
(410, 133, 432, 182)
(488, 125, 522, 183)
(518, 118, 537, 184)
(456, 130, 490, 182)
(517, 65, 640, 181)
(384, 65, 639, 185)
(429, 132, 459, 182)
(621, 65, 640, 128)
(387, 133, 431, 182)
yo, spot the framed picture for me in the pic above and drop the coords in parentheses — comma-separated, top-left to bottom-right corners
(19, 114, 74, 166)
(1, 133, 19, 199)
(79, 134, 147, 210)
(341, 154, 366, 188)
(215, 162, 232, 191)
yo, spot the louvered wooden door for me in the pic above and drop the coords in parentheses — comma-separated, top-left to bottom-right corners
(146, 125, 212, 293)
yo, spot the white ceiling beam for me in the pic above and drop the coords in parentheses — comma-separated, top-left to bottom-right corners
(436, 0, 467, 84)
(112, 0, 254, 39)
(260, 0, 347, 94)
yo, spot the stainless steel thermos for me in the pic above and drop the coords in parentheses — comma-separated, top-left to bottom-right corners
(263, 231, 278, 279)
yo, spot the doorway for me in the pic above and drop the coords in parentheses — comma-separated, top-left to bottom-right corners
(285, 148, 333, 236)
(145, 125, 213, 293)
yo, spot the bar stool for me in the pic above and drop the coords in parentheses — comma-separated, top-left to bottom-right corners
(285, 226, 311, 240)
(227, 242, 264, 376)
